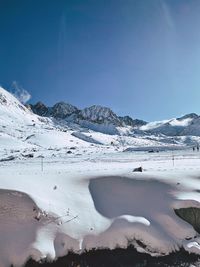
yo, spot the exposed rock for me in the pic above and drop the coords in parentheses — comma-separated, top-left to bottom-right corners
(133, 166, 143, 172)
(119, 115, 147, 127)
(0, 155, 16, 162)
(177, 113, 199, 121)
(24, 246, 200, 267)
(22, 153, 34, 158)
(28, 101, 49, 116)
(175, 207, 200, 234)
(50, 102, 78, 119)
(78, 105, 122, 126)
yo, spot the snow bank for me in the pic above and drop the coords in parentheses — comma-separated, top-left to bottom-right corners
(1, 160, 200, 267)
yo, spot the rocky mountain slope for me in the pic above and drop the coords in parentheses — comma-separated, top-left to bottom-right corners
(28, 102, 78, 118)
(27, 102, 147, 129)
(28, 99, 200, 137)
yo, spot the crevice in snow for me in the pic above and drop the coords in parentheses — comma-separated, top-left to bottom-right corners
(175, 207, 200, 234)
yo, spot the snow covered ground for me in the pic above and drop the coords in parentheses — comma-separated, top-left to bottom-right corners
(1, 87, 200, 266)
(1, 150, 200, 267)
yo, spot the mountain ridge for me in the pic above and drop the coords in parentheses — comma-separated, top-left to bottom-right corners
(27, 101, 200, 137)
(27, 102, 148, 128)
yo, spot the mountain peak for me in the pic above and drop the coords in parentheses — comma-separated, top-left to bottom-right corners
(119, 116, 147, 127)
(30, 101, 48, 116)
(79, 105, 121, 125)
(51, 102, 78, 118)
(177, 113, 199, 121)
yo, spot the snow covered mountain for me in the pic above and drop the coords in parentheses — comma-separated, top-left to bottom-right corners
(78, 105, 121, 125)
(0, 87, 94, 157)
(28, 101, 79, 118)
(0, 86, 163, 160)
(119, 115, 147, 127)
(2, 85, 200, 159)
(141, 113, 200, 136)
(28, 102, 147, 128)
(0, 87, 49, 133)
(51, 102, 79, 118)
(28, 98, 200, 138)
(27, 101, 49, 116)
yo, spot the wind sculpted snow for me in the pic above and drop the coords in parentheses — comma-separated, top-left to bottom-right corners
(0, 189, 48, 267)
(1, 165, 200, 267)
(89, 177, 175, 218)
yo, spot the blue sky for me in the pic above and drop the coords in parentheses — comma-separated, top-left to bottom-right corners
(1, 0, 200, 121)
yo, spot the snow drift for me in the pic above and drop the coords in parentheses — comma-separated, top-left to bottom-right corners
(1, 166, 200, 267)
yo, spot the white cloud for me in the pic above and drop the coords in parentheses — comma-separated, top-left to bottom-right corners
(11, 81, 31, 104)
(160, 0, 174, 29)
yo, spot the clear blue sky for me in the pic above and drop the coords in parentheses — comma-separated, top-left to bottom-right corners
(1, 0, 200, 121)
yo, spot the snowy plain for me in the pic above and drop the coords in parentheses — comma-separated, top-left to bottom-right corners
(1, 150, 200, 267)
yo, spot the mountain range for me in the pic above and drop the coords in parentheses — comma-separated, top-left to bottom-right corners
(27, 101, 200, 137)
(27, 102, 147, 128)
(0, 86, 200, 162)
